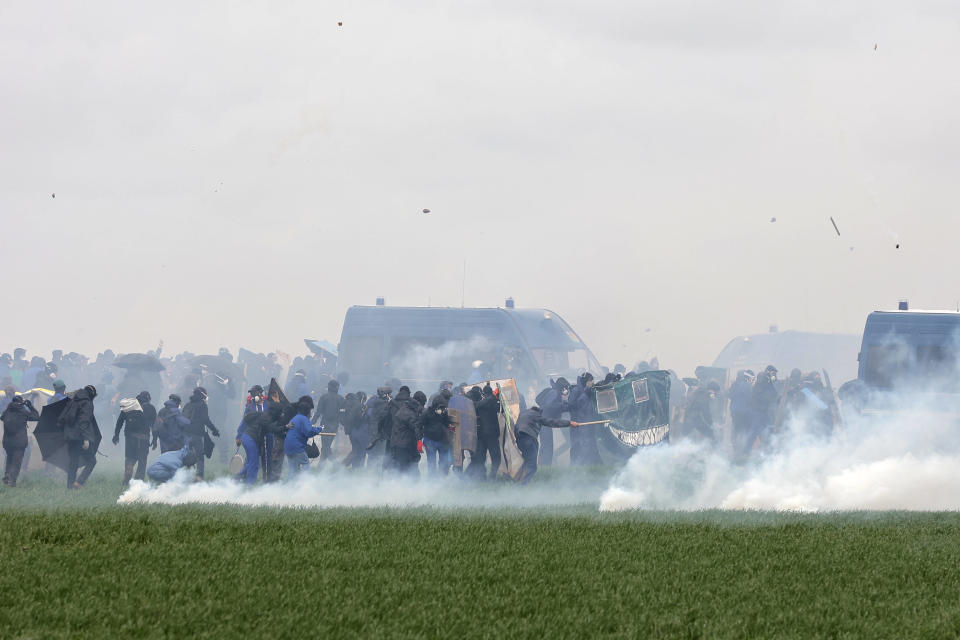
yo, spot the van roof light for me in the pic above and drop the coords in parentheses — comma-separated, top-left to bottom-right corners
(898, 300, 908, 311)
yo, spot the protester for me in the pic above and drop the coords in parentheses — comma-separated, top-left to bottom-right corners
(50, 379, 68, 404)
(154, 394, 190, 453)
(470, 384, 502, 480)
(2, 395, 40, 487)
(113, 396, 151, 485)
(181, 387, 220, 480)
(284, 396, 321, 477)
(684, 381, 719, 442)
(514, 406, 581, 484)
(235, 385, 268, 484)
(537, 377, 572, 467)
(385, 386, 421, 473)
(340, 391, 368, 468)
(315, 379, 344, 463)
(146, 444, 198, 484)
(59, 385, 99, 489)
(420, 391, 452, 476)
(569, 373, 602, 466)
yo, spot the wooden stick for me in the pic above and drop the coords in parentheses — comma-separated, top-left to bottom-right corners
(574, 419, 611, 426)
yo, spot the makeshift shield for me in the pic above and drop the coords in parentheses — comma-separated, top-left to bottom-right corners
(494, 380, 525, 480)
(593, 371, 671, 461)
(461, 379, 521, 423)
(33, 398, 71, 471)
(447, 394, 477, 468)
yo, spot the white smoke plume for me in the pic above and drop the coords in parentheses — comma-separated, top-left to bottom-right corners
(600, 395, 960, 512)
(118, 465, 608, 509)
(389, 336, 496, 384)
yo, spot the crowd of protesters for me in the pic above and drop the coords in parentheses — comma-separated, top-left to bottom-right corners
(1, 343, 840, 488)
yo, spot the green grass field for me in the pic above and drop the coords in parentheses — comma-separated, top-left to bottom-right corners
(2, 476, 960, 639)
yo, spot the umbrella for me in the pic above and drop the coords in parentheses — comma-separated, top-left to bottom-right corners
(304, 339, 338, 358)
(33, 398, 70, 471)
(112, 353, 165, 372)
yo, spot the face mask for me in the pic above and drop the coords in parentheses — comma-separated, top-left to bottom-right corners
(253, 395, 262, 404)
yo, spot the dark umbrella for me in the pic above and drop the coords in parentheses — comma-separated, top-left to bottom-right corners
(112, 353, 166, 372)
(33, 398, 71, 471)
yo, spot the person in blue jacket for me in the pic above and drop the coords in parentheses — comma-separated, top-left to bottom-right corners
(235, 385, 268, 484)
(284, 396, 321, 477)
(146, 444, 198, 483)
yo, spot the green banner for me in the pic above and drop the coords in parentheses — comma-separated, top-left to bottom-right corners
(594, 370, 671, 451)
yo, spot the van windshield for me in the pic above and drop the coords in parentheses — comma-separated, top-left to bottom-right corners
(529, 347, 599, 377)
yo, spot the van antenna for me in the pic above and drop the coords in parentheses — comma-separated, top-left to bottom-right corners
(461, 260, 466, 308)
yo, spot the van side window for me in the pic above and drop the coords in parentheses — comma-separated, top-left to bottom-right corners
(864, 343, 910, 389)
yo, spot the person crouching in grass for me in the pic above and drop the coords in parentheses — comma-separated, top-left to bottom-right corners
(146, 444, 199, 484)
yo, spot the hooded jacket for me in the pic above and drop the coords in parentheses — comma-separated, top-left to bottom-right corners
(316, 387, 344, 428)
(515, 407, 571, 439)
(236, 399, 268, 439)
(284, 410, 323, 456)
(420, 397, 452, 442)
(475, 386, 501, 437)
(388, 388, 422, 450)
(138, 396, 158, 439)
(340, 394, 366, 435)
(156, 400, 190, 448)
(59, 387, 98, 443)
(2, 399, 40, 448)
(182, 395, 218, 438)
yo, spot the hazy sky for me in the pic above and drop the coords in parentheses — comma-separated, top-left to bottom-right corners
(2, 1, 958, 375)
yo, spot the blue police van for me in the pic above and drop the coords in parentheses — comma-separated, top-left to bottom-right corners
(337, 303, 602, 397)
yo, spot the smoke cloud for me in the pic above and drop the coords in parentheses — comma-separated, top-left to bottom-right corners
(600, 391, 960, 512)
(118, 465, 608, 509)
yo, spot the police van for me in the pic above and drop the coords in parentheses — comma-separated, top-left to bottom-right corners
(336, 302, 602, 397)
(857, 304, 960, 391)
